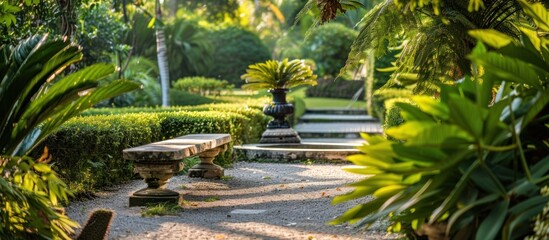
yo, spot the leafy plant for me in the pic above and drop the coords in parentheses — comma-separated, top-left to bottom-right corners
(331, 1, 549, 239)
(100, 55, 162, 107)
(241, 58, 317, 90)
(0, 35, 138, 238)
(304, 0, 525, 92)
(166, 19, 213, 80)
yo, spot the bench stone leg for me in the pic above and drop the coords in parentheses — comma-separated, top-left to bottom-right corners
(129, 161, 183, 207)
(188, 145, 227, 179)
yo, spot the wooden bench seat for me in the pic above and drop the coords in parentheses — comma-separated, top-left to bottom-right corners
(123, 134, 231, 206)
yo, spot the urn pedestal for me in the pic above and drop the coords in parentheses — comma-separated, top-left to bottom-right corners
(259, 89, 301, 143)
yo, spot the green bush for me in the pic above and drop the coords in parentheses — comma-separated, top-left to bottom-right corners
(305, 78, 364, 99)
(39, 106, 269, 194)
(173, 77, 234, 96)
(204, 27, 271, 87)
(302, 23, 358, 77)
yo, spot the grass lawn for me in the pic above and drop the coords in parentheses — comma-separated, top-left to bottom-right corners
(288, 87, 366, 109)
(213, 87, 367, 110)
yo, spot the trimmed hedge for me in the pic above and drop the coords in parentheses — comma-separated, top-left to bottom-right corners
(37, 105, 269, 195)
(305, 78, 364, 99)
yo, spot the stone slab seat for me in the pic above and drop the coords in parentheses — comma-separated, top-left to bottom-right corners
(122, 134, 231, 207)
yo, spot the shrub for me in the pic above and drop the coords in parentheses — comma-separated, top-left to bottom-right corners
(302, 23, 358, 77)
(173, 77, 234, 96)
(305, 78, 364, 99)
(204, 27, 271, 87)
(38, 106, 269, 194)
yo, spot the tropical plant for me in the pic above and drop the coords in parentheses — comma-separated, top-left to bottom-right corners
(166, 19, 213, 80)
(99, 55, 161, 107)
(302, 0, 526, 92)
(330, 1, 549, 239)
(241, 58, 318, 90)
(0, 35, 139, 238)
(154, 0, 170, 106)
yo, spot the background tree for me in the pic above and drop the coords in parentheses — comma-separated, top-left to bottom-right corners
(303, 0, 526, 93)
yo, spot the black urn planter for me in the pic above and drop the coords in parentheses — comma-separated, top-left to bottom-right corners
(263, 88, 294, 129)
(259, 88, 301, 143)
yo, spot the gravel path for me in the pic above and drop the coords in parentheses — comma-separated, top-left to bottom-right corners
(66, 162, 397, 240)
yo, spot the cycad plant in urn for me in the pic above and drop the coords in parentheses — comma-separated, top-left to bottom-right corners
(242, 58, 317, 143)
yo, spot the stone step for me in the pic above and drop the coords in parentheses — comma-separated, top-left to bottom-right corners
(305, 108, 367, 115)
(298, 113, 377, 123)
(294, 122, 382, 138)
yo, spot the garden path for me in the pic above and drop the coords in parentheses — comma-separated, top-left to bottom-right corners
(66, 162, 397, 240)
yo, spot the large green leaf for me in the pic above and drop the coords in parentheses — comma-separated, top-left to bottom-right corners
(469, 44, 543, 87)
(430, 161, 479, 223)
(392, 145, 446, 166)
(24, 80, 139, 155)
(10, 64, 115, 152)
(468, 29, 514, 49)
(447, 194, 499, 235)
(407, 124, 474, 146)
(447, 94, 487, 139)
(394, 102, 434, 122)
(518, 0, 549, 32)
(412, 95, 449, 120)
(475, 199, 509, 240)
(384, 121, 437, 140)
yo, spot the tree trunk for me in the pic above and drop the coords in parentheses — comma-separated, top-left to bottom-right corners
(156, 0, 170, 107)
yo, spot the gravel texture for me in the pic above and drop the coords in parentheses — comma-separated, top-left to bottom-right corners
(66, 162, 398, 240)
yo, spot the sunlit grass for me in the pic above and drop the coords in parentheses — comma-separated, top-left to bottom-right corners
(141, 203, 182, 217)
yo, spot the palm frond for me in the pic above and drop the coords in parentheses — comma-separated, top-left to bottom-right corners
(241, 59, 317, 90)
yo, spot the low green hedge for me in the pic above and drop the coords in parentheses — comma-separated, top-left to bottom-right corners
(36, 106, 269, 195)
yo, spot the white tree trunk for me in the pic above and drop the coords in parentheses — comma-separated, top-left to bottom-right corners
(156, 0, 170, 107)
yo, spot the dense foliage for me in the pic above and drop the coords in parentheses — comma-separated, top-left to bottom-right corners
(205, 27, 271, 87)
(331, 1, 549, 239)
(0, 35, 138, 238)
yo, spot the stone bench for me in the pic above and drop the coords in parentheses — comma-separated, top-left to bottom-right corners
(122, 133, 231, 206)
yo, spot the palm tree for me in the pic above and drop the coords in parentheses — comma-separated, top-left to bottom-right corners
(155, 0, 170, 106)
